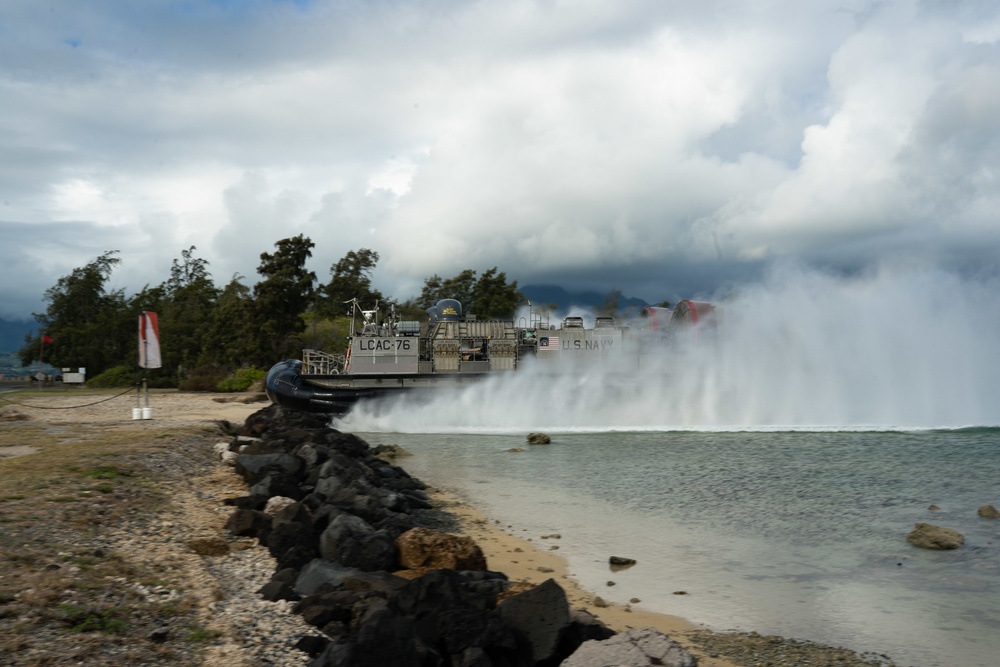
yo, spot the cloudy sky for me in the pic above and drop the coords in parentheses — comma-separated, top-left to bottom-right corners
(2, 0, 999, 321)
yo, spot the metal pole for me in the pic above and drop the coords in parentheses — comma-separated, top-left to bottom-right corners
(142, 330, 149, 408)
(37, 335, 44, 381)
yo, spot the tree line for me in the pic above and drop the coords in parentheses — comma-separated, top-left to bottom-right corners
(19, 236, 522, 388)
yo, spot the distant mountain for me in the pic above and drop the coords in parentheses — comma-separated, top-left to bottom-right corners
(0, 318, 33, 353)
(519, 284, 649, 313)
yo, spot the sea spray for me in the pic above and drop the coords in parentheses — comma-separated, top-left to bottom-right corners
(337, 263, 1000, 432)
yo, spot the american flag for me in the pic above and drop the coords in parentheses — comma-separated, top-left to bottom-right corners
(540, 336, 559, 351)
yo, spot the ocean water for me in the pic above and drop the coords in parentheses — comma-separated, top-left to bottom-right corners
(333, 265, 1000, 667)
(351, 428, 1000, 667)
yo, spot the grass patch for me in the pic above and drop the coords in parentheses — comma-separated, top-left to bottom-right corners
(187, 625, 224, 642)
(81, 465, 131, 480)
(58, 603, 129, 634)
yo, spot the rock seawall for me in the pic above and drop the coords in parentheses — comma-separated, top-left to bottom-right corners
(220, 405, 696, 667)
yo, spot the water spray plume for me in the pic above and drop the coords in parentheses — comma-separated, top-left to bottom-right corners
(337, 265, 1000, 433)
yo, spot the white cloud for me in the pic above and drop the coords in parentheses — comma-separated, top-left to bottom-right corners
(1, 0, 998, 321)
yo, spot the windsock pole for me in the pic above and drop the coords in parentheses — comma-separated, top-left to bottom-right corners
(137, 311, 162, 420)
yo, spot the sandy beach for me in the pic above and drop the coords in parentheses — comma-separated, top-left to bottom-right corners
(0, 388, 889, 666)
(427, 487, 752, 667)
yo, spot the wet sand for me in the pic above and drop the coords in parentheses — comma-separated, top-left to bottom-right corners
(428, 486, 743, 667)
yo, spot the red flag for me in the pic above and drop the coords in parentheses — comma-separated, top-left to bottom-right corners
(138, 312, 162, 369)
(42, 334, 53, 344)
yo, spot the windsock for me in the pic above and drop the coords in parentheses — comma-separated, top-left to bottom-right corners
(138, 311, 162, 369)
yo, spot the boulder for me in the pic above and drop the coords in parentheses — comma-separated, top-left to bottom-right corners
(293, 558, 364, 596)
(562, 626, 697, 667)
(224, 508, 271, 537)
(265, 521, 317, 561)
(497, 578, 570, 664)
(319, 513, 396, 571)
(978, 504, 1000, 518)
(527, 432, 551, 444)
(249, 472, 306, 500)
(257, 580, 299, 602)
(233, 452, 304, 484)
(609, 556, 637, 568)
(396, 527, 488, 571)
(907, 522, 964, 550)
(392, 569, 498, 617)
(372, 443, 412, 460)
(271, 501, 313, 527)
(390, 570, 523, 662)
(264, 495, 298, 516)
(308, 598, 435, 667)
(294, 589, 372, 628)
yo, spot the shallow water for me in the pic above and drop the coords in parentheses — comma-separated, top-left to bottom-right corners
(356, 428, 1000, 667)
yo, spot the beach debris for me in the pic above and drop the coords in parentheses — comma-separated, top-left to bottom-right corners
(673, 591, 688, 595)
(541, 533, 562, 539)
(562, 626, 698, 667)
(630, 597, 641, 603)
(527, 432, 552, 444)
(592, 596, 609, 607)
(907, 522, 965, 550)
(537, 566, 554, 573)
(978, 504, 1000, 518)
(606, 581, 616, 586)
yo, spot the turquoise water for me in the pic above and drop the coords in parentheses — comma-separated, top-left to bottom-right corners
(355, 428, 1000, 667)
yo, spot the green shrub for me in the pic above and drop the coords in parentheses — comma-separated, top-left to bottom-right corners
(179, 365, 228, 392)
(216, 367, 267, 392)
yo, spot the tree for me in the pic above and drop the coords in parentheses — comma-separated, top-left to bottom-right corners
(319, 248, 383, 315)
(152, 247, 220, 378)
(416, 267, 522, 320)
(20, 251, 131, 376)
(470, 267, 522, 320)
(418, 269, 477, 312)
(253, 235, 317, 364)
(198, 274, 258, 367)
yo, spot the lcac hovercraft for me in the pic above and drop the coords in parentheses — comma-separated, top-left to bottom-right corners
(265, 297, 716, 415)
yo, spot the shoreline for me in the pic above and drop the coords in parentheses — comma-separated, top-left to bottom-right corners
(1, 390, 899, 666)
(424, 486, 745, 667)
